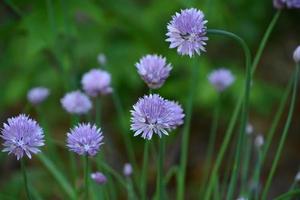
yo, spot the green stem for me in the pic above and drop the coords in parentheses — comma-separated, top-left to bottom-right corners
(204, 29, 252, 200)
(21, 159, 32, 200)
(261, 63, 299, 200)
(95, 97, 101, 127)
(200, 94, 221, 198)
(84, 155, 89, 200)
(274, 189, 300, 200)
(177, 58, 200, 200)
(141, 141, 149, 200)
(241, 134, 252, 195)
(156, 138, 165, 200)
(251, 10, 281, 74)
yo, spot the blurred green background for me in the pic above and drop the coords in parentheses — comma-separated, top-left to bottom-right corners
(0, 0, 299, 199)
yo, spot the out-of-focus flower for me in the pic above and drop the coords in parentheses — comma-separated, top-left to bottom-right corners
(136, 54, 172, 89)
(61, 91, 92, 115)
(273, 0, 300, 9)
(254, 134, 264, 148)
(66, 123, 103, 156)
(286, 0, 300, 8)
(91, 172, 107, 184)
(130, 94, 184, 140)
(236, 197, 248, 200)
(166, 8, 208, 57)
(246, 123, 254, 135)
(27, 87, 50, 105)
(273, 0, 286, 9)
(1, 114, 44, 160)
(81, 69, 112, 97)
(97, 53, 107, 66)
(293, 46, 300, 63)
(295, 171, 300, 182)
(208, 68, 235, 92)
(123, 163, 133, 177)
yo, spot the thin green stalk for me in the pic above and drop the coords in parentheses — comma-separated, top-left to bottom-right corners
(261, 63, 299, 200)
(261, 77, 294, 163)
(84, 155, 89, 200)
(240, 135, 252, 195)
(156, 138, 165, 200)
(199, 94, 221, 198)
(38, 154, 76, 199)
(164, 166, 178, 185)
(177, 59, 200, 200)
(21, 159, 32, 200)
(251, 10, 281, 74)
(253, 148, 262, 200)
(141, 141, 149, 200)
(98, 162, 127, 188)
(95, 97, 101, 127)
(274, 189, 300, 200)
(127, 178, 135, 200)
(205, 29, 252, 200)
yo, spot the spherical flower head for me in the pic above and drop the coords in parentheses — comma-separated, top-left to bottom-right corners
(97, 53, 107, 66)
(208, 68, 235, 92)
(61, 91, 92, 115)
(130, 94, 185, 140)
(27, 87, 50, 105)
(66, 123, 103, 156)
(166, 8, 208, 57)
(295, 171, 300, 182)
(1, 114, 44, 160)
(91, 172, 107, 184)
(123, 163, 133, 177)
(246, 123, 254, 135)
(136, 54, 172, 89)
(81, 69, 113, 97)
(293, 46, 300, 63)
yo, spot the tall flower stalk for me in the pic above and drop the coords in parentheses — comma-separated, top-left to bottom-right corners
(21, 159, 32, 200)
(204, 29, 252, 200)
(261, 61, 300, 200)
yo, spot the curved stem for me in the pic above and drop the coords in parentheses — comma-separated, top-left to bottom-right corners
(21, 159, 32, 200)
(261, 63, 299, 200)
(204, 29, 252, 200)
(274, 189, 300, 200)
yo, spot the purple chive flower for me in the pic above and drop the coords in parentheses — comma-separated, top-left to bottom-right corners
(97, 53, 107, 66)
(81, 69, 113, 97)
(293, 46, 300, 63)
(123, 163, 133, 177)
(166, 8, 208, 57)
(1, 114, 44, 160)
(27, 87, 50, 105)
(66, 123, 103, 156)
(273, 0, 286, 8)
(208, 68, 235, 92)
(61, 91, 92, 115)
(130, 94, 184, 140)
(273, 0, 300, 8)
(91, 172, 107, 184)
(136, 54, 172, 89)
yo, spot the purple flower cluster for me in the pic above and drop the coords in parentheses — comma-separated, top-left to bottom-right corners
(66, 123, 104, 156)
(61, 91, 92, 115)
(81, 69, 113, 97)
(166, 8, 208, 57)
(208, 68, 235, 92)
(136, 54, 172, 89)
(130, 94, 184, 140)
(1, 114, 44, 160)
(273, 0, 300, 9)
(27, 87, 50, 105)
(91, 172, 107, 184)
